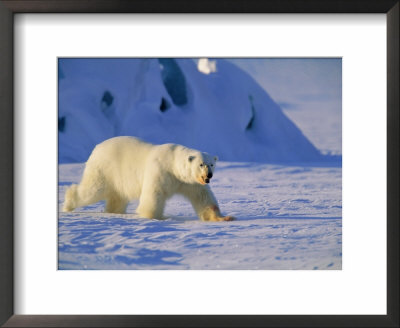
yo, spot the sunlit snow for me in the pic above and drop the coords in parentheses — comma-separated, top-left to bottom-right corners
(58, 58, 342, 270)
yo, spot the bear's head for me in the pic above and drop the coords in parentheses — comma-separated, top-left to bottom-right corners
(188, 152, 218, 185)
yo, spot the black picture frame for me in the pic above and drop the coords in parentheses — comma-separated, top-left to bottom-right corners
(0, 0, 398, 327)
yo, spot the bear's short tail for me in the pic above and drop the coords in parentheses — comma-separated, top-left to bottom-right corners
(62, 184, 78, 212)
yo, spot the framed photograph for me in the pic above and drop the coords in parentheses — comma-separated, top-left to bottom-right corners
(1, 1, 398, 327)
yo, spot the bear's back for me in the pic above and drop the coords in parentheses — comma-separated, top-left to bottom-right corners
(91, 136, 151, 161)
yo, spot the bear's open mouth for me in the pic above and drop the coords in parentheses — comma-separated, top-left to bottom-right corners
(199, 176, 211, 184)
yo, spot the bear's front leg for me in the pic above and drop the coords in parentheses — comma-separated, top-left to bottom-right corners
(200, 205, 235, 222)
(136, 168, 169, 220)
(183, 184, 235, 222)
(136, 191, 166, 220)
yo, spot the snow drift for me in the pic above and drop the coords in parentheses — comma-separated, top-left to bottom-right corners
(58, 58, 327, 164)
(58, 161, 342, 270)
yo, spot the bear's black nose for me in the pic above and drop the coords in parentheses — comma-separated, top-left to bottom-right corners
(207, 172, 213, 179)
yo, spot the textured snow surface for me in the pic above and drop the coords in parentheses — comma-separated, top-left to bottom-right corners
(58, 162, 342, 270)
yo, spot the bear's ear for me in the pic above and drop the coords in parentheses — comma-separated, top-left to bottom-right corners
(214, 156, 219, 162)
(188, 155, 196, 162)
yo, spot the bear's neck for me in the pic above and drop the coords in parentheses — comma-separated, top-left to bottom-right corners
(172, 145, 197, 184)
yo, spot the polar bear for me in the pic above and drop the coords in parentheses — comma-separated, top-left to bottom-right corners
(62, 136, 234, 222)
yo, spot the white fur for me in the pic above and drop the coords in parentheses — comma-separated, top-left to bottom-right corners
(63, 136, 233, 221)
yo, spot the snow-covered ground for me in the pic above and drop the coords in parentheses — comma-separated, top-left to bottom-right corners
(230, 58, 342, 156)
(57, 58, 342, 270)
(58, 161, 341, 270)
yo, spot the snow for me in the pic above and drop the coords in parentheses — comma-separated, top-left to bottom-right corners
(58, 161, 341, 270)
(57, 58, 342, 270)
(58, 58, 336, 164)
(230, 58, 342, 156)
(197, 58, 217, 75)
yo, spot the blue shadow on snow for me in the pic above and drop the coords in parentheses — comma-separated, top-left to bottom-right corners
(115, 248, 182, 266)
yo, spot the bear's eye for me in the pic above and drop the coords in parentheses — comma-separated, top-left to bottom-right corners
(200, 163, 204, 167)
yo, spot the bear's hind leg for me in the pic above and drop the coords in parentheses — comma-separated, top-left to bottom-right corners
(62, 182, 105, 212)
(62, 168, 106, 212)
(75, 183, 105, 209)
(62, 184, 78, 212)
(105, 194, 129, 214)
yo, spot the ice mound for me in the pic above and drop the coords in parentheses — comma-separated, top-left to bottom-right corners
(58, 58, 325, 164)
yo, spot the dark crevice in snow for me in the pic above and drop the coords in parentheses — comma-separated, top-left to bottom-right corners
(246, 95, 256, 130)
(58, 116, 66, 132)
(159, 97, 171, 112)
(101, 90, 114, 107)
(158, 58, 188, 106)
(101, 90, 116, 122)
